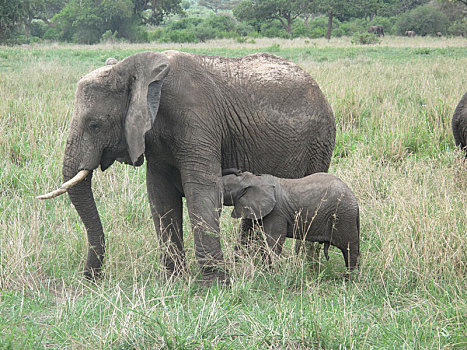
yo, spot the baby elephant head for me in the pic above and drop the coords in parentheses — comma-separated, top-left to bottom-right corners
(222, 170, 276, 220)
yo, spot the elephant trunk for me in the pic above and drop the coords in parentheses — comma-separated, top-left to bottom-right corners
(62, 149, 105, 280)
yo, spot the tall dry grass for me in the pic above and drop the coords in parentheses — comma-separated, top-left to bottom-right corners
(0, 38, 466, 348)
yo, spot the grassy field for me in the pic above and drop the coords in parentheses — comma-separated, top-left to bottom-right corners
(1, 36, 466, 349)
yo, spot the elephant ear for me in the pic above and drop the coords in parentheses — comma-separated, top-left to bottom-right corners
(114, 51, 170, 165)
(232, 176, 276, 220)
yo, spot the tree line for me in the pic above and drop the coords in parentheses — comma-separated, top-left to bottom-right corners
(0, 0, 465, 44)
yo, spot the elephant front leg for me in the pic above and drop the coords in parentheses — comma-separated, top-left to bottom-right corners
(261, 213, 287, 266)
(147, 164, 185, 278)
(183, 178, 227, 284)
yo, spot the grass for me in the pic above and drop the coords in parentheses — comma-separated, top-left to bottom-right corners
(1, 36, 466, 348)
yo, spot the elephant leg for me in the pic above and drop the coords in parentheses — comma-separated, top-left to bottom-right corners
(146, 164, 185, 277)
(261, 213, 287, 266)
(341, 241, 359, 271)
(182, 175, 227, 284)
(238, 218, 254, 248)
(235, 218, 262, 254)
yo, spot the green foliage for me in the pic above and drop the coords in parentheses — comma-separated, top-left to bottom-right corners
(51, 0, 135, 44)
(351, 32, 381, 45)
(448, 18, 467, 36)
(155, 14, 254, 43)
(395, 4, 450, 36)
(233, 0, 310, 34)
(0, 0, 28, 44)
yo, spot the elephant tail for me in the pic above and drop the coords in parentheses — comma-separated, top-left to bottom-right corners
(323, 242, 330, 260)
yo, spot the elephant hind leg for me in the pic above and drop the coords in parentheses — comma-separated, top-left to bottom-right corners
(341, 241, 359, 271)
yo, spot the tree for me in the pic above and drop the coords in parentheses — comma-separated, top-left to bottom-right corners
(233, 0, 310, 35)
(0, 0, 28, 43)
(314, 0, 362, 39)
(53, 0, 135, 43)
(22, 0, 67, 36)
(395, 3, 450, 35)
(378, 0, 431, 17)
(133, 0, 184, 25)
(199, 0, 240, 14)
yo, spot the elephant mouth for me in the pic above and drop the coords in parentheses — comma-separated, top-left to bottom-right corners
(100, 150, 145, 171)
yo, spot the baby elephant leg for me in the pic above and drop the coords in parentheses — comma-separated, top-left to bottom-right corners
(261, 213, 287, 266)
(341, 241, 359, 271)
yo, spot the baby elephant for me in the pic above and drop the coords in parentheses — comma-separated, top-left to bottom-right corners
(222, 170, 360, 270)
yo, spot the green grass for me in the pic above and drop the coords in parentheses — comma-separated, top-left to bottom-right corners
(1, 37, 466, 349)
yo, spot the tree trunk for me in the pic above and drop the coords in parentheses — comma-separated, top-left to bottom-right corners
(304, 14, 310, 28)
(326, 11, 333, 40)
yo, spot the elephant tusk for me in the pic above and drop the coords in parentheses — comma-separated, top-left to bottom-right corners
(36, 169, 91, 200)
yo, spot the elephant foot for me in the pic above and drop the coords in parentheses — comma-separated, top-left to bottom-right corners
(159, 263, 188, 283)
(84, 267, 103, 283)
(198, 266, 230, 287)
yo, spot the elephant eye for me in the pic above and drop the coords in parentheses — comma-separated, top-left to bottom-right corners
(89, 121, 101, 132)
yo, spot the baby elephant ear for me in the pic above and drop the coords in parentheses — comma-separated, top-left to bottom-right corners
(115, 51, 170, 165)
(232, 178, 276, 220)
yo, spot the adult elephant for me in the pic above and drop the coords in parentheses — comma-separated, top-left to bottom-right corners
(368, 25, 384, 37)
(38, 51, 336, 283)
(452, 91, 467, 157)
(405, 31, 416, 37)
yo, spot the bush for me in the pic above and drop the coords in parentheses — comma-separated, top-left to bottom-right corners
(168, 17, 203, 31)
(100, 30, 119, 43)
(395, 4, 449, 36)
(292, 21, 312, 38)
(351, 32, 382, 45)
(235, 22, 255, 37)
(29, 20, 48, 38)
(193, 24, 216, 42)
(43, 27, 60, 41)
(260, 21, 289, 38)
(448, 19, 467, 37)
(162, 29, 197, 43)
(204, 14, 237, 33)
(310, 27, 326, 39)
(147, 27, 164, 42)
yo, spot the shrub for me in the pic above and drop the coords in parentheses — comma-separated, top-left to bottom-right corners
(235, 22, 255, 37)
(162, 29, 197, 43)
(351, 32, 381, 45)
(30, 20, 48, 38)
(310, 27, 326, 39)
(168, 17, 203, 31)
(204, 14, 237, 33)
(448, 19, 467, 37)
(147, 27, 164, 42)
(193, 24, 216, 42)
(340, 18, 368, 36)
(395, 4, 449, 36)
(260, 21, 289, 38)
(292, 21, 312, 38)
(43, 27, 60, 41)
(332, 27, 345, 37)
(100, 30, 119, 44)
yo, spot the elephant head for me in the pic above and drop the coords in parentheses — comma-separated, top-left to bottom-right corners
(38, 51, 170, 279)
(222, 171, 276, 220)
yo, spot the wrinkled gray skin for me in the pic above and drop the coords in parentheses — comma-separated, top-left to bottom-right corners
(222, 171, 360, 270)
(405, 31, 416, 37)
(62, 51, 335, 283)
(368, 25, 384, 37)
(452, 91, 467, 157)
